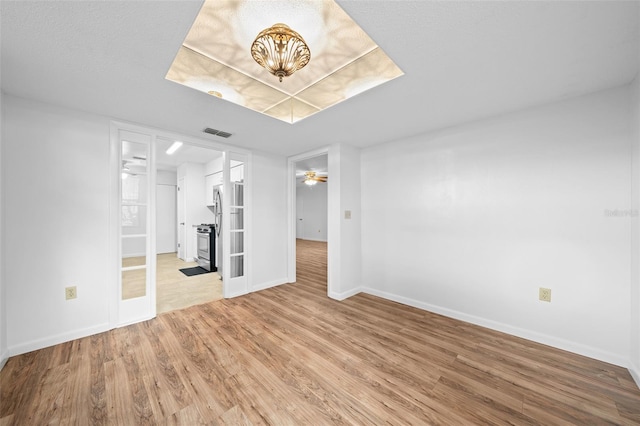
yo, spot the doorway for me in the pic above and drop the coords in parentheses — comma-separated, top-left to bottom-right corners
(292, 152, 329, 292)
(153, 137, 224, 314)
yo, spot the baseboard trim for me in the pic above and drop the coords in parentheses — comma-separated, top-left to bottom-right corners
(297, 237, 328, 243)
(8, 322, 112, 358)
(122, 252, 146, 258)
(0, 349, 9, 371)
(329, 286, 362, 301)
(251, 278, 289, 293)
(362, 287, 629, 368)
(629, 361, 640, 389)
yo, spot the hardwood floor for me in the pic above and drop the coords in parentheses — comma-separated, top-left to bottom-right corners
(1, 239, 639, 424)
(155, 253, 222, 314)
(122, 253, 222, 314)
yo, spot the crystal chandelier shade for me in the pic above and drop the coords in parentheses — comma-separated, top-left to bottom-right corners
(251, 24, 311, 82)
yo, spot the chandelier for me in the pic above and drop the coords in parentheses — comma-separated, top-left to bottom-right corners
(251, 23, 311, 83)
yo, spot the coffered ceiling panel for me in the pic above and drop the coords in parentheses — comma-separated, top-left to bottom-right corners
(165, 0, 404, 123)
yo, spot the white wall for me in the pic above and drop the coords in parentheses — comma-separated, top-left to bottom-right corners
(1, 94, 290, 356)
(328, 143, 362, 300)
(631, 73, 640, 384)
(361, 86, 633, 367)
(296, 183, 328, 241)
(3, 95, 112, 354)
(157, 169, 177, 185)
(205, 157, 223, 175)
(250, 151, 288, 291)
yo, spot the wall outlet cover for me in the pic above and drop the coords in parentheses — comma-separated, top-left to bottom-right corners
(539, 287, 551, 302)
(65, 286, 77, 300)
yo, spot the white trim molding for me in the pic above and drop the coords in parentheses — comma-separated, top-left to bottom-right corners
(362, 287, 630, 369)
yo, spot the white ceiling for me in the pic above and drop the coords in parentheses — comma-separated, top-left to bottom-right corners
(1, 1, 638, 157)
(156, 137, 221, 171)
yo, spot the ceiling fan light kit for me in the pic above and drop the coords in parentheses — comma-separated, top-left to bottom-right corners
(302, 171, 327, 186)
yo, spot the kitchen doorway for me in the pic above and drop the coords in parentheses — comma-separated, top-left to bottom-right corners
(112, 121, 252, 327)
(153, 137, 224, 314)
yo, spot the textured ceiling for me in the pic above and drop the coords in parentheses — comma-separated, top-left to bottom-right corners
(1, 1, 638, 157)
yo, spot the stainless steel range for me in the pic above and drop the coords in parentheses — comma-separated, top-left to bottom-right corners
(196, 224, 217, 272)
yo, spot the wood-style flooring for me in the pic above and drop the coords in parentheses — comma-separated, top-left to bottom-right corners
(122, 253, 222, 314)
(1, 239, 639, 424)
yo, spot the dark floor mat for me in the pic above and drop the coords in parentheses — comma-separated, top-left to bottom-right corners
(179, 266, 212, 277)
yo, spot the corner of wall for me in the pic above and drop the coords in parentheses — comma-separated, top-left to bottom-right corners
(0, 88, 7, 370)
(327, 143, 362, 297)
(630, 71, 640, 387)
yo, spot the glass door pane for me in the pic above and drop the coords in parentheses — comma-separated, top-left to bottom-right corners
(229, 160, 244, 279)
(121, 138, 149, 300)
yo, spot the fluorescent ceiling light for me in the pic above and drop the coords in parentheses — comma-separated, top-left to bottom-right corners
(166, 141, 183, 155)
(165, 0, 403, 124)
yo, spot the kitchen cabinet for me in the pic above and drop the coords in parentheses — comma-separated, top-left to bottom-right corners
(205, 165, 243, 206)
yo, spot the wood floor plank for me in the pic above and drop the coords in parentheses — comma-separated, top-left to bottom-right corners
(1, 238, 639, 424)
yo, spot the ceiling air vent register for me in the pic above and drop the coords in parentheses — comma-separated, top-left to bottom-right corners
(204, 128, 233, 138)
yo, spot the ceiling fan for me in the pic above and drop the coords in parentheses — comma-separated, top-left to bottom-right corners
(302, 171, 327, 186)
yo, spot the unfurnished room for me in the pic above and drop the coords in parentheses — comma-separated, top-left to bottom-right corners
(1, 0, 639, 424)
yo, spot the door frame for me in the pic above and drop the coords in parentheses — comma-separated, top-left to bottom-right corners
(177, 177, 186, 260)
(287, 147, 331, 294)
(109, 120, 250, 328)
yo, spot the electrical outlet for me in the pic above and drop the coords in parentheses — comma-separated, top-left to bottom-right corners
(539, 287, 551, 302)
(65, 286, 77, 300)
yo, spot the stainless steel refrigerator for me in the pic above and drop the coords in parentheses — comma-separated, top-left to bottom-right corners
(213, 185, 222, 277)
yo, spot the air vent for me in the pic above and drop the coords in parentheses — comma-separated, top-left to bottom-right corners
(204, 128, 232, 138)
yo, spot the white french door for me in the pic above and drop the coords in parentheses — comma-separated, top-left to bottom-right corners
(110, 122, 252, 326)
(222, 152, 249, 298)
(116, 128, 156, 326)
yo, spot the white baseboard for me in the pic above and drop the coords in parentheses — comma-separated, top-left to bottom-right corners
(251, 277, 289, 293)
(0, 349, 9, 371)
(8, 322, 112, 358)
(329, 286, 362, 301)
(630, 361, 640, 389)
(122, 252, 146, 258)
(297, 237, 328, 242)
(362, 287, 629, 368)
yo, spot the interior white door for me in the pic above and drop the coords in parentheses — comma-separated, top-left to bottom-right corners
(117, 129, 156, 326)
(177, 177, 186, 260)
(223, 153, 248, 298)
(157, 184, 177, 254)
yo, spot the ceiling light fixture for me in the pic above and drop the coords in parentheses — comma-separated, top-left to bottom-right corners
(166, 0, 404, 123)
(303, 171, 327, 185)
(166, 141, 183, 155)
(251, 23, 310, 83)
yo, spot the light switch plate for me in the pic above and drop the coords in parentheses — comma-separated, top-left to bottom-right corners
(345, 210, 352, 219)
